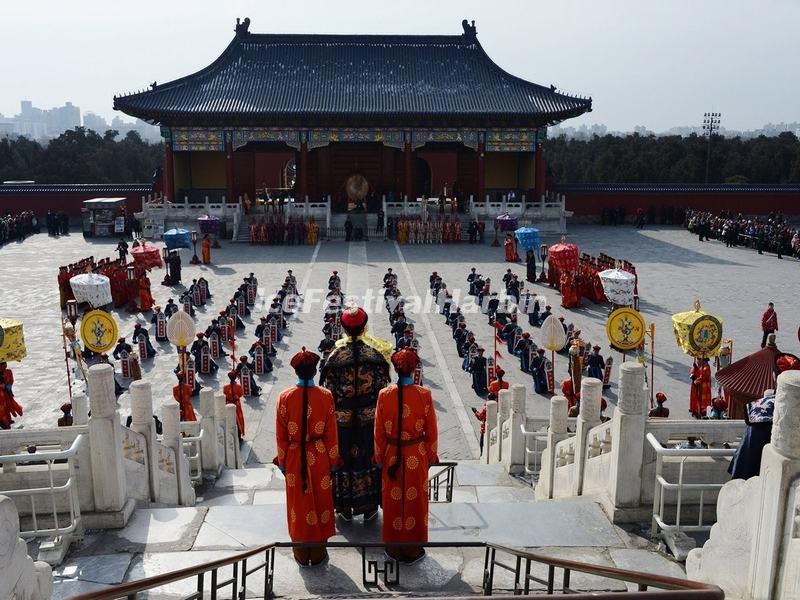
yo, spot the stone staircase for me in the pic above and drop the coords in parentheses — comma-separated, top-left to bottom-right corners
(50, 462, 687, 598)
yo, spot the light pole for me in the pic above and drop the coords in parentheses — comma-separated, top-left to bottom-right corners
(702, 112, 721, 184)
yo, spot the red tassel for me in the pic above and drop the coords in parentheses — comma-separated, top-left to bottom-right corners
(495, 351, 503, 359)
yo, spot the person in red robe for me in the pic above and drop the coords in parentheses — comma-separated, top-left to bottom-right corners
(201, 235, 212, 265)
(0, 362, 23, 429)
(173, 371, 196, 421)
(223, 370, 245, 437)
(504, 233, 519, 262)
(559, 271, 580, 308)
(275, 348, 341, 566)
(249, 221, 258, 245)
(374, 348, 439, 564)
(139, 274, 154, 312)
(689, 358, 712, 418)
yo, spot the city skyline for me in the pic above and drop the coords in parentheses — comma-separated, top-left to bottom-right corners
(1, 0, 798, 132)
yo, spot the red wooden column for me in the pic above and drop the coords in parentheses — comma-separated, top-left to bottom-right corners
(298, 141, 308, 201)
(225, 138, 234, 203)
(404, 141, 413, 200)
(163, 139, 174, 201)
(476, 141, 486, 201)
(534, 142, 546, 201)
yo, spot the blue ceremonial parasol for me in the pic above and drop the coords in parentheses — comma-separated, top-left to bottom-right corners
(163, 228, 192, 250)
(514, 226, 540, 251)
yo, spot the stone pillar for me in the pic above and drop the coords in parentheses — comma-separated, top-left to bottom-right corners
(225, 138, 235, 204)
(491, 389, 512, 463)
(748, 370, 800, 600)
(0, 496, 53, 600)
(225, 404, 242, 468)
(573, 377, 602, 496)
(214, 394, 228, 467)
(87, 364, 127, 512)
(536, 395, 569, 500)
(483, 400, 498, 465)
(161, 402, 196, 506)
(404, 141, 414, 201)
(606, 362, 647, 509)
(72, 393, 88, 426)
(504, 385, 528, 472)
(129, 381, 159, 501)
(200, 389, 221, 476)
(477, 141, 485, 202)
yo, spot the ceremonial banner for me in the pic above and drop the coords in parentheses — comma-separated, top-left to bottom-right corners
(80, 310, 117, 353)
(541, 314, 567, 352)
(606, 307, 646, 352)
(672, 301, 724, 358)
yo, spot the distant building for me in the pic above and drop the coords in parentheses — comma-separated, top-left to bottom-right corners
(83, 111, 109, 132)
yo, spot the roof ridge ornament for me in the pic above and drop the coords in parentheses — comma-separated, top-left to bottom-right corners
(462, 19, 477, 38)
(235, 17, 251, 36)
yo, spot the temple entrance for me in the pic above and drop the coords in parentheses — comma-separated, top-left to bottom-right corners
(416, 157, 432, 198)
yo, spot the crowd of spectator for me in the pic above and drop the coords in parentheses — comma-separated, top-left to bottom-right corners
(686, 210, 800, 259)
(45, 211, 71, 236)
(601, 205, 689, 226)
(0, 211, 39, 246)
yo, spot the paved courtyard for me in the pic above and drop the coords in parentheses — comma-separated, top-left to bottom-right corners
(1, 225, 798, 465)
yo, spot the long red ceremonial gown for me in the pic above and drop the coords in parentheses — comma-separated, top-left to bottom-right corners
(504, 238, 519, 262)
(689, 363, 712, 417)
(0, 369, 23, 429)
(276, 384, 340, 542)
(202, 239, 211, 264)
(374, 383, 439, 544)
(223, 382, 245, 435)
(139, 277, 154, 312)
(173, 383, 196, 421)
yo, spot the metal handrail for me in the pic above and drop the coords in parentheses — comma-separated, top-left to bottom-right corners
(647, 432, 736, 539)
(68, 539, 723, 600)
(0, 433, 85, 464)
(428, 461, 456, 502)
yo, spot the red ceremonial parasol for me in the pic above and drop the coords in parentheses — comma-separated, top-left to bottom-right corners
(715, 343, 780, 419)
(131, 242, 163, 270)
(548, 242, 580, 271)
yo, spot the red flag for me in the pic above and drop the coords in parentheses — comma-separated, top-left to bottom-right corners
(495, 351, 503, 359)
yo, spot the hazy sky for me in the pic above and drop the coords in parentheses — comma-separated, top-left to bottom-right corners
(2, 0, 798, 131)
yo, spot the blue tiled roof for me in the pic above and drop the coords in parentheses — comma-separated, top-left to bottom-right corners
(0, 183, 152, 194)
(114, 22, 591, 126)
(556, 183, 800, 194)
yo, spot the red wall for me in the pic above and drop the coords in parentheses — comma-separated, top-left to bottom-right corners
(253, 150, 295, 192)
(417, 150, 458, 195)
(566, 191, 800, 216)
(0, 192, 145, 220)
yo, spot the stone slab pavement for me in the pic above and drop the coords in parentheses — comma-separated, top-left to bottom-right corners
(3, 225, 799, 453)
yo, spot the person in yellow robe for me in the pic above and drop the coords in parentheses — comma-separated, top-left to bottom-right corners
(202, 234, 212, 264)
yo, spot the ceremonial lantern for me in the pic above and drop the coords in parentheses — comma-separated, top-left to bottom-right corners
(539, 243, 549, 281)
(599, 267, 637, 307)
(671, 300, 724, 359)
(0, 319, 27, 362)
(69, 273, 113, 308)
(79, 310, 118, 354)
(161, 247, 171, 284)
(190, 230, 200, 265)
(66, 299, 79, 326)
(514, 227, 540, 252)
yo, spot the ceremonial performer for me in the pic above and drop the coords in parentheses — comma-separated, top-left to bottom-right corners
(689, 357, 712, 418)
(648, 393, 670, 418)
(275, 348, 341, 566)
(112, 337, 132, 360)
(0, 362, 22, 429)
(164, 298, 178, 318)
(530, 348, 548, 394)
(132, 323, 157, 358)
(470, 348, 488, 395)
(504, 233, 519, 262)
(173, 371, 196, 421)
(374, 348, 439, 564)
(202, 234, 212, 265)
(586, 345, 605, 380)
(223, 370, 245, 439)
(139, 272, 155, 312)
(321, 306, 391, 521)
(151, 306, 168, 342)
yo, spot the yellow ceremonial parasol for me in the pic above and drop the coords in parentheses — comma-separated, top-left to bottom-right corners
(672, 300, 724, 358)
(0, 318, 27, 362)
